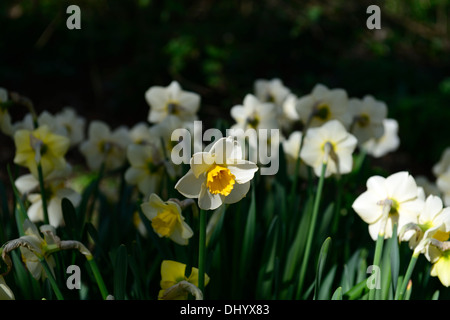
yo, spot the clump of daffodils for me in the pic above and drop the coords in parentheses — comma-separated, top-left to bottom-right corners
(175, 137, 258, 210)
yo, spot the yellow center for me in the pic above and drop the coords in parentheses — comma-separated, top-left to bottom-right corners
(315, 103, 330, 120)
(166, 101, 180, 115)
(434, 230, 450, 242)
(151, 209, 178, 237)
(389, 198, 400, 216)
(206, 164, 236, 196)
(357, 114, 370, 127)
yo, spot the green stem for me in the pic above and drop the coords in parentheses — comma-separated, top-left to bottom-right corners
(198, 209, 207, 296)
(39, 257, 64, 300)
(296, 160, 327, 299)
(37, 163, 49, 225)
(368, 200, 391, 300)
(86, 162, 105, 225)
(395, 254, 418, 300)
(368, 234, 385, 300)
(88, 258, 109, 300)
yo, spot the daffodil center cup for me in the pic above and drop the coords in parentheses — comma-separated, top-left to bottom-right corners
(314, 102, 330, 120)
(151, 209, 179, 237)
(357, 113, 370, 127)
(247, 115, 260, 129)
(166, 101, 181, 115)
(206, 164, 236, 196)
(388, 198, 399, 216)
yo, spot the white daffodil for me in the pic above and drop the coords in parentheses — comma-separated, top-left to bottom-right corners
(230, 94, 279, 164)
(129, 122, 153, 145)
(352, 171, 425, 240)
(18, 220, 58, 280)
(55, 107, 86, 147)
(125, 143, 169, 196)
(254, 78, 291, 107)
(348, 95, 387, 145)
(416, 175, 441, 198)
(79, 120, 131, 171)
(362, 118, 400, 158)
(433, 147, 450, 178)
(230, 94, 278, 131)
(175, 136, 258, 210)
(300, 119, 357, 178)
(437, 169, 450, 206)
(140, 194, 193, 245)
(13, 124, 70, 179)
(0, 87, 13, 136)
(296, 84, 352, 129)
(401, 195, 450, 257)
(428, 243, 450, 287)
(282, 131, 308, 178)
(145, 81, 200, 124)
(0, 276, 14, 300)
(15, 166, 81, 228)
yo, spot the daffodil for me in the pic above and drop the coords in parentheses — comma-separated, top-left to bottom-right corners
(79, 120, 131, 171)
(175, 136, 258, 210)
(352, 171, 425, 240)
(296, 84, 352, 129)
(54, 107, 86, 147)
(433, 147, 450, 178)
(125, 144, 168, 196)
(230, 94, 278, 131)
(254, 78, 291, 107)
(16, 221, 58, 280)
(128, 122, 153, 145)
(140, 194, 193, 245)
(14, 125, 70, 179)
(15, 166, 81, 228)
(145, 81, 200, 124)
(282, 131, 308, 178)
(348, 95, 387, 145)
(300, 119, 357, 178)
(0, 276, 14, 300)
(362, 118, 400, 158)
(400, 195, 450, 256)
(0, 87, 13, 136)
(158, 260, 209, 300)
(437, 169, 450, 206)
(429, 245, 450, 287)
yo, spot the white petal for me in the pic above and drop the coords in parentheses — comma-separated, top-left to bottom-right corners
(224, 181, 251, 204)
(175, 169, 204, 198)
(15, 174, 39, 195)
(227, 161, 258, 184)
(198, 185, 224, 210)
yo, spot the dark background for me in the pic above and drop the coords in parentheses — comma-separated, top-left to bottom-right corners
(1, 0, 450, 179)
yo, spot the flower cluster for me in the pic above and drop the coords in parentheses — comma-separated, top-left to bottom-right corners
(0, 75, 446, 301)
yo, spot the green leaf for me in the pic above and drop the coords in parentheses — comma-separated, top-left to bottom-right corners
(61, 198, 78, 239)
(344, 278, 369, 300)
(282, 194, 314, 285)
(114, 244, 128, 300)
(432, 290, 440, 300)
(317, 265, 337, 300)
(389, 224, 400, 295)
(331, 287, 343, 300)
(314, 237, 332, 300)
(239, 184, 256, 281)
